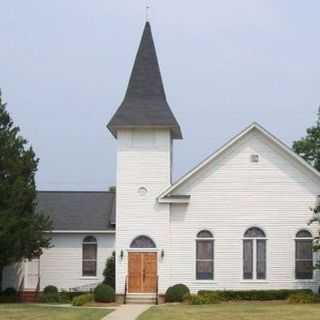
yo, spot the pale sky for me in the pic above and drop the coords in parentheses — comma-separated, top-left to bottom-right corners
(1, 1, 320, 190)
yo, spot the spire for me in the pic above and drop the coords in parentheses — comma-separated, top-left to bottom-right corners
(107, 22, 182, 139)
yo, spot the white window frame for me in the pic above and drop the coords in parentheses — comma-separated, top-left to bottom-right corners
(195, 231, 214, 281)
(242, 228, 267, 281)
(295, 230, 314, 281)
(82, 236, 98, 277)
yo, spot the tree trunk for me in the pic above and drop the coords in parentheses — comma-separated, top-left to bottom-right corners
(0, 265, 3, 291)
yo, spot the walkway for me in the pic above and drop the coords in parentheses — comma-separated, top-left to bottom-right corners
(102, 304, 151, 320)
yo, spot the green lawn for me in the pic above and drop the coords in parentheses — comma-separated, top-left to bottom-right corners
(138, 302, 320, 320)
(0, 304, 112, 320)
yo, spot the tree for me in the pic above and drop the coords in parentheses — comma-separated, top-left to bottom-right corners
(293, 108, 320, 270)
(0, 90, 52, 288)
(292, 108, 320, 171)
(103, 251, 115, 289)
(309, 204, 320, 270)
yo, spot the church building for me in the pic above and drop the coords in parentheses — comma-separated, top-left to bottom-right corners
(2, 21, 320, 303)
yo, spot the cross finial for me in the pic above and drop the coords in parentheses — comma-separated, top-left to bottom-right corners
(145, 1, 150, 22)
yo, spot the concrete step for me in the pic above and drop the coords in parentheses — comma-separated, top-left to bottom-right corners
(126, 293, 157, 304)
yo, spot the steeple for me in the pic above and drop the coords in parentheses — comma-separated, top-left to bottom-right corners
(107, 22, 182, 139)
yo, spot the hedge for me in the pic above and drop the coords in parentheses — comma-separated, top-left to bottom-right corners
(0, 287, 18, 303)
(72, 293, 93, 306)
(198, 289, 314, 301)
(288, 292, 320, 304)
(186, 293, 221, 305)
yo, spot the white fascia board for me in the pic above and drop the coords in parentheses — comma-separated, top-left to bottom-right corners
(45, 230, 116, 234)
(158, 197, 190, 204)
(158, 122, 320, 201)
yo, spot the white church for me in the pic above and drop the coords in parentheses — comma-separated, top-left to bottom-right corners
(2, 21, 320, 302)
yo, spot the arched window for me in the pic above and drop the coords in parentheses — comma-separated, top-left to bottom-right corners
(196, 230, 214, 280)
(243, 227, 266, 280)
(295, 230, 313, 280)
(82, 236, 97, 277)
(130, 236, 156, 248)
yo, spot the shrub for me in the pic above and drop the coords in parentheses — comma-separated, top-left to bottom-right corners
(59, 290, 72, 304)
(185, 294, 210, 305)
(198, 289, 313, 301)
(39, 292, 61, 303)
(103, 252, 115, 289)
(165, 284, 190, 302)
(201, 292, 222, 304)
(43, 285, 58, 295)
(2, 287, 17, 296)
(94, 284, 115, 303)
(0, 295, 18, 303)
(72, 293, 93, 306)
(0, 288, 18, 303)
(288, 292, 319, 304)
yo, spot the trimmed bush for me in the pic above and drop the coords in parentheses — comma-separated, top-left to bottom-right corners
(72, 293, 93, 306)
(59, 291, 87, 301)
(0, 295, 18, 303)
(165, 284, 190, 302)
(0, 288, 18, 303)
(39, 292, 61, 303)
(59, 290, 72, 304)
(201, 292, 222, 304)
(2, 287, 17, 296)
(185, 294, 210, 305)
(43, 285, 58, 295)
(39, 287, 73, 304)
(198, 289, 313, 301)
(288, 292, 319, 304)
(94, 284, 115, 303)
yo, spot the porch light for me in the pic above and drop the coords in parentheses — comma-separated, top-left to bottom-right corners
(316, 195, 320, 208)
(120, 249, 124, 260)
(161, 249, 165, 259)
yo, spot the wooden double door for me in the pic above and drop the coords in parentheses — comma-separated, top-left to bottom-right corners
(128, 252, 157, 293)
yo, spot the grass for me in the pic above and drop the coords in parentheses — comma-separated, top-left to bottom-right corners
(0, 304, 113, 320)
(138, 302, 320, 320)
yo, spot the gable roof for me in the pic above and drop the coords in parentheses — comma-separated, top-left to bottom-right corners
(107, 22, 182, 139)
(37, 191, 115, 231)
(158, 122, 320, 202)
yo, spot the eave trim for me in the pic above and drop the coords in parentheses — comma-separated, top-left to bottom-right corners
(158, 122, 320, 200)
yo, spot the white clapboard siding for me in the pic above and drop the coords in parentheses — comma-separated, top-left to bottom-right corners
(116, 128, 172, 294)
(2, 233, 115, 291)
(38, 233, 115, 291)
(2, 263, 24, 291)
(168, 128, 320, 292)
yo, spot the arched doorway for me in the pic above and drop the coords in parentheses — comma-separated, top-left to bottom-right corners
(128, 236, 157, 293)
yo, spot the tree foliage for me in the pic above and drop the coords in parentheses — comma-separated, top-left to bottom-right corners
(293, 108, 320, 269)
(0, 91, 52, 275)
(309, 205, 320, 270)
(103, 251, 115, 289)
(292, 108, 320, 171)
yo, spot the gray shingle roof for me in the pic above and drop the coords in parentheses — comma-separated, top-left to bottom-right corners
(107, 22, 182, 139)
(36, 191, 115, 231)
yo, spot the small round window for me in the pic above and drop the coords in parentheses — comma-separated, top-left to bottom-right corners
(138, 187, 148, 196)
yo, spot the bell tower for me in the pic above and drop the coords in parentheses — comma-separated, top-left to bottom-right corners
(107, 21, 182, 295)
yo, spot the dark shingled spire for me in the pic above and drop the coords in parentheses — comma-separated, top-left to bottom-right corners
(107, 22, 182, 139)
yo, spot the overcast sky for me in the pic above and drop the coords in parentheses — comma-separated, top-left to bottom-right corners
(1, 1, 320, 190)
